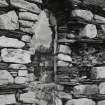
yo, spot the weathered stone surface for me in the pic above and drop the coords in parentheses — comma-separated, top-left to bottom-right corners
(58, 92, 72, 100)
(19, 20, 35, 28)
(10, 0, 41, 14)
(20, 92, 38, 103)
(1, 48, 31, 64)
(94, 15, 105, 24)
(27, 73, 36, 82)
(0, 94, 16, 105)
(79, 24, 97, 38)
(91, 66, 105, 79)
(66, 98, 95, 105)
(0, 11, 19, 30)
(73, 84, 98, 95)
(72, 9, 93, 21)
(30, 10, 52, 51)
(99, 82, 105, 94)
(21, 35, 31, 42)
(18, 70, 28, 76)
(57, 61, 70, 66)
(58, 44, 71, 54)
(55, 97, 62, 105)
(0, 36, 25, 48)
(19, 12, 38, 21)
(58, 54, 72, 62)
(0, 0, 8, 7)
(9, 64, 27, 69)
(98, 100, 105, 105)
(15, 77, 27, 84)
(0, 70, 14, 85)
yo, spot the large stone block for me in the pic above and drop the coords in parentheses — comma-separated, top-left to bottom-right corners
(79, 24, 97, 38)
(65, 98, 95, 105)
(30, 10, 52, 51)
(15, 77, 27, 84)
(99, 82, 105, 94)
(10, 0, 41, 14)
(19, 12, 38, 21)
(0, 70, 14, 85)
(98, 100, 105, 105)
(0, 11, 19, 30)
(0, 0, 8, 7)
(0, 36, 25, 48)
(72, 9, 93, 21)
(0, 94, 16, 105)
(9, 64, 27, 69)
(1, 48, 31, 64)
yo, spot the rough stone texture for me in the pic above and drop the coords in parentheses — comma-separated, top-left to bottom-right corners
(65, 98, 95, 105)
(19, 20, 35, 28)
(19, 12, 38, 21)
(9, 64, 27, 69)
(57, 92, 72, 100)
(30, 10, 52, 51)
(21, 35, 31, 42)
(73, 84, 98, 95)
(1, 48, 31, 64)
(10, 0, 41, 14)
(26, 0, 42, 4)
(72, 9, 93, 21)
(15, 77, 27, 84)
(20, 27, 34, 34)
(0, 11, 19, 30)
(91, 66, 105, 79)
(0, 94, 16, 105)
(27, 73, 36, 82)
(58, 54, 72, 62)
(99, 82, 105, 94)
(58, 44, 71, 54)
(101, 25, 105, 34)
(0, 70, 14, 85)
(0, 36, 25, 48)
(0, 0, 9, 7)
(93, 15, 105, 24)
(79, 24, 97, 38)
(18, 70, 28, 76)
(55, 97, 62, 105)
(98, 100, 105, 105)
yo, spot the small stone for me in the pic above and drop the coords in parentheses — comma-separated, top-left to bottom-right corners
(10, 0, 41, 14)
(58, 44, 71, 54)
(0, 70, 14, 85)
(20, 27, 34, 34)
(79, 24, 97, 38)
(72, 9, 93, 21)
(98, 100, 105, 105)
(65, 98, 95, 105)
(56, 85, 64, 91)
(91, 66, 105, 79)
(15, 77, 27, 84)
(93, 15, 105, 24)
(21, 35, 31, 42)
(0, 36, 25, 48)
(9, 64, 27, 69)
(19, 20, 35, 28)
(99, 82, 105, 94)
(27, 73, 36, 82)
(18, 70, 28, 76)
(0, 0, 8, 7)
(19, 12, 38, 21)
(58, 54, 72, 62)
(58, 92, 72, 100)
(57, 61, 70, 67)
(0, 11, 19, 30)
(1, 48, 31, 64)
(20, 92, 38, 104)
